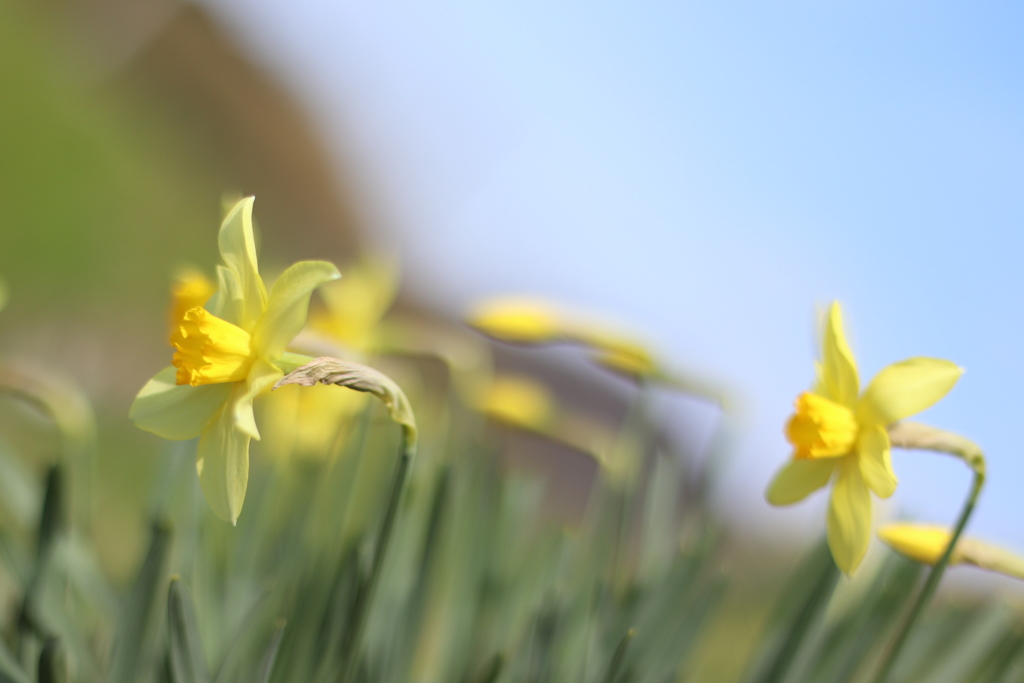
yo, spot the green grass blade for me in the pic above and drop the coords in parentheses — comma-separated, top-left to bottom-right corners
(744, 540, 839, 683)
(254, 620, 286, 683)
(0, 636, 30, 683)
(108, 521, 171, 683)
(602, 628, 635, 683)
(36, 466, 63, 564)
(167, 578, 210, 683)
(35, 638, 62, 683)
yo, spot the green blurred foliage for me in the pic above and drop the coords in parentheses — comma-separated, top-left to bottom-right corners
(0, 2, 219, 312)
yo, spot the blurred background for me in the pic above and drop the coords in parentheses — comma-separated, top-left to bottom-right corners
(1, 0, 1023, 578)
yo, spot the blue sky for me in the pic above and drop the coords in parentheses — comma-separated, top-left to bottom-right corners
(203, 0, 1024, 548)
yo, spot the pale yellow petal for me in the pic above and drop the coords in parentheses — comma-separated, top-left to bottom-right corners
(232, 359, 282, 440)
(820, 302, 859, 408)
(218, 197, 267, 331)
(857, 358, 963, 427)
(858, 426, 896, 498)
(826, 459, 872, 574)
(251, 260, 341, 360)
(129, 367, 230, 440)
(197, 383, 251, 524)
(765, 458, 836, 506)
(207, 265, 243, 327)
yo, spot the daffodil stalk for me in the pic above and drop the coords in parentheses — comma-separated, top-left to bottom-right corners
(872, 421, 985, 683)
(273, 356, 417, 683)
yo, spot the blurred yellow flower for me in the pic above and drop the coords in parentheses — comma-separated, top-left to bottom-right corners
(168, 268, 215, 335)
(879, 523, 1024, 580)
(129, 197, 340, 523)
(467, 297, 662, 379)
(262, 255, 398, 461)
(467, 298, 561, 345)
(766, 302, 962, 574)
(309, 255, 398, 352)
(479, 375, 555, 431)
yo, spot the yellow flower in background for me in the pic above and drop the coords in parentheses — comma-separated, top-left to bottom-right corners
(467, 298, 562, 345)
(479, 375, 555, 432)
(467, 296, 731, 410)
(467, 297, 662, 378)
(261, 255, 398, 461)
(129, 197, 340, 523)
(308, 255, 398, 353)
(766, 302, 962, 574)
(168, 268, 215, 335)
(879, 523, 1024, 580)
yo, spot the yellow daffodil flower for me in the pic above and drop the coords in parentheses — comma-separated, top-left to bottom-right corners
(467, 297, 663, 379)
(467, 298, 562, 344)
(879, 523, 1024, 580)
(129, 198, 340, 524)
(466, 297, 730, 409)
(308, 255, 398, 352)
(479, 375, 555, 431)
(766, 302, 962, 574)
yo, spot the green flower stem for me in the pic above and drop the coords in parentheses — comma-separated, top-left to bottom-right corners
(339, 430, 415, 683)
(872, 465, 984, 683)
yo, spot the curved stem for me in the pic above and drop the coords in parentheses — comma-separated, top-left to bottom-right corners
(872, 467, 984, 683)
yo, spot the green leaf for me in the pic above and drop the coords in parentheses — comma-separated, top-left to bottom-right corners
(36, 638, 62, 683)
(0, 635, 29, 683)
(602, 628, 635, 683)
(743, 539, 840, 683)
(254, 620, 286, 683)
(168, 578, 210, 683)
(36, 466, 63, 563)
(108, 522, 172, 683)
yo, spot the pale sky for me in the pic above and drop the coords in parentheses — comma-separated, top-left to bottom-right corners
(201, 0, 1024, 549)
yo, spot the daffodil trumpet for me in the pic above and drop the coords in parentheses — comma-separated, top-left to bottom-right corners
(129, 197, 341, 524)
(274, 356, 416, 683)
(766, 301, 963, 575)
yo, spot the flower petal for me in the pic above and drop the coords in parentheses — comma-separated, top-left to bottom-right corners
(251, 260, 341, 360)
(858, 426, 896, 498)
(826, 459, 872, 574)
(820, 302, 859, 408)
(232, 359, 283, 440)
(207, 265, 244, 327)
(857, 358, 963, 427)
(196, 383, 251, 524)
(218, 198, 267, 331)
(766, 458, 836, 506)
(129, 367, 230, 440)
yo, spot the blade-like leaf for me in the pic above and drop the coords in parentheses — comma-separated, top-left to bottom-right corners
(254, 620, 286, 683)
(36, 638, 62, 683)
(109, 522, 172, 683)
(168, 578, 210, 683)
